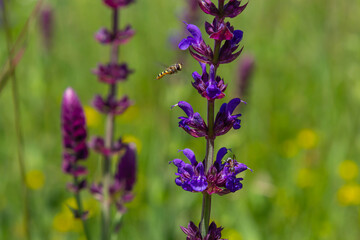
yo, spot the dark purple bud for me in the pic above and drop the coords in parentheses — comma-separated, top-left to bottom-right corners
(39, 5, 54, 51)
(180, 221, 226, 240)
(92, 95, 131, 115)
(115, 144, 137, 191)
(173, 101, 208, 138)
(198, 0, 220, 17)
(89, 136, 124, 156)
(170, 149, 208, 192)
(238, 54, 255, 97)
(214, 98, 245, 137)
(223, 0, 248, 18)
(61, 88, 89, 177)
(103, 0, 134, 8)
(95, 25, 135, 45)
(67, 180, 87, 193)
(93, 63, 132, 84)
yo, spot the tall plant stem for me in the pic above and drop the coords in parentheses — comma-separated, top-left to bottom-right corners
(1, 2, 31, 240)
(101, 8, 119, 240)
(200, 100, 215, 236)
(73, 177, 92, 240)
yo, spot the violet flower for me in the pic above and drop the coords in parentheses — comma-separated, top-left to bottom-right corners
(207, 147, 250, 194)
(173, 101, 208, 138)
(170, 149, 208, 192)
(61, 88, 88, 188)
(181, 221, 226, 240)
(214, 98, 245, 137)
(192, 63, 227, 100)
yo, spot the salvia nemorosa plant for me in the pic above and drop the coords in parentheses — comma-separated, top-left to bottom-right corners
(170, 0, 252, 238)
(60, 0, 137, 239)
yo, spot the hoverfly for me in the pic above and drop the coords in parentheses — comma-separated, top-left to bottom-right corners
(225, 155, 236, 173)
(156, 63, 183, 80)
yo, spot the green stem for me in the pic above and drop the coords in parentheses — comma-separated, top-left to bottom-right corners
(200, 100, 215, 236)
(74, 177, 92, 240)
(1, 2, 31, 240)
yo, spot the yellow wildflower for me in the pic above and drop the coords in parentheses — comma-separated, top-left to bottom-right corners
(297, 128, 318, 149)
(338, 160, 358, 181)
(53, 211, 74, 232)
(25, 170, 45, 190)
(337, 183, 360, 206)
(84, 105, 101, 128)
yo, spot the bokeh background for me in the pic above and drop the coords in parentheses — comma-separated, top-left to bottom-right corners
(1, 0, 360, 239)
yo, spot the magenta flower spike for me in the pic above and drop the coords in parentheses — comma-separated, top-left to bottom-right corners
(61, 87, 88, 183)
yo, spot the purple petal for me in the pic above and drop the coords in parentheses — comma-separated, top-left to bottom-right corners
(216, 147, 228, 164)
(177, 101, 194, 117)
(182, 148, 197, 166)
(186, 24, 202, 42)
(227, 98, 241, 114)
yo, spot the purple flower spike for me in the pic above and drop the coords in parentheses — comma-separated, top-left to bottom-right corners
(61, 88, 89, 179)
(39, 5, 54, 50)
(192, 63, 227, 100)
(214, 98, 245, 137)
(223, 0, 248, 18)
(92, 95, 131, 115)
(180, 221, 226, 240)
(170, 149, 208, 192)
(173, 101, 208, 138)
(93, 63, 132, 84)
(103, 0, 134, 8)
(95, 25, 135, 45)
(115, 144, 137, 191)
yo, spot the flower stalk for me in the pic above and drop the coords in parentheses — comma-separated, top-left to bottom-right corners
(171, 0, 252, 238)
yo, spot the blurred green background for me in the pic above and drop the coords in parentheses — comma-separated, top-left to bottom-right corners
(1, 0, 360, 239)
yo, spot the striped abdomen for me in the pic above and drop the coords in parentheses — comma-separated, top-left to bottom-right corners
(156, 63, 183, 79)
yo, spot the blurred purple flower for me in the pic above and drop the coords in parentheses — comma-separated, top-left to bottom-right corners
(170, 149, 208, 192)
(192, 63, 227, 100)
(92, 94, 131, 115)
(238, 54, 255, 97)
(173, 101, 208, 138)
(89, 137, 124, 156)
(214, 98, 245, 137)
(90, 144, 137, 213)
(95, 25, 135, 45)
(181, 221, 226, 240)
(93, 63, 132, 84)
(103, 0, 134, 8)
(39, 5, 54, 50)
(61, 88, 88, 191)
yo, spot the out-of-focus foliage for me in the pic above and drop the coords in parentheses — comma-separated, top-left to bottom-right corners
(0, 0, 359, 239)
